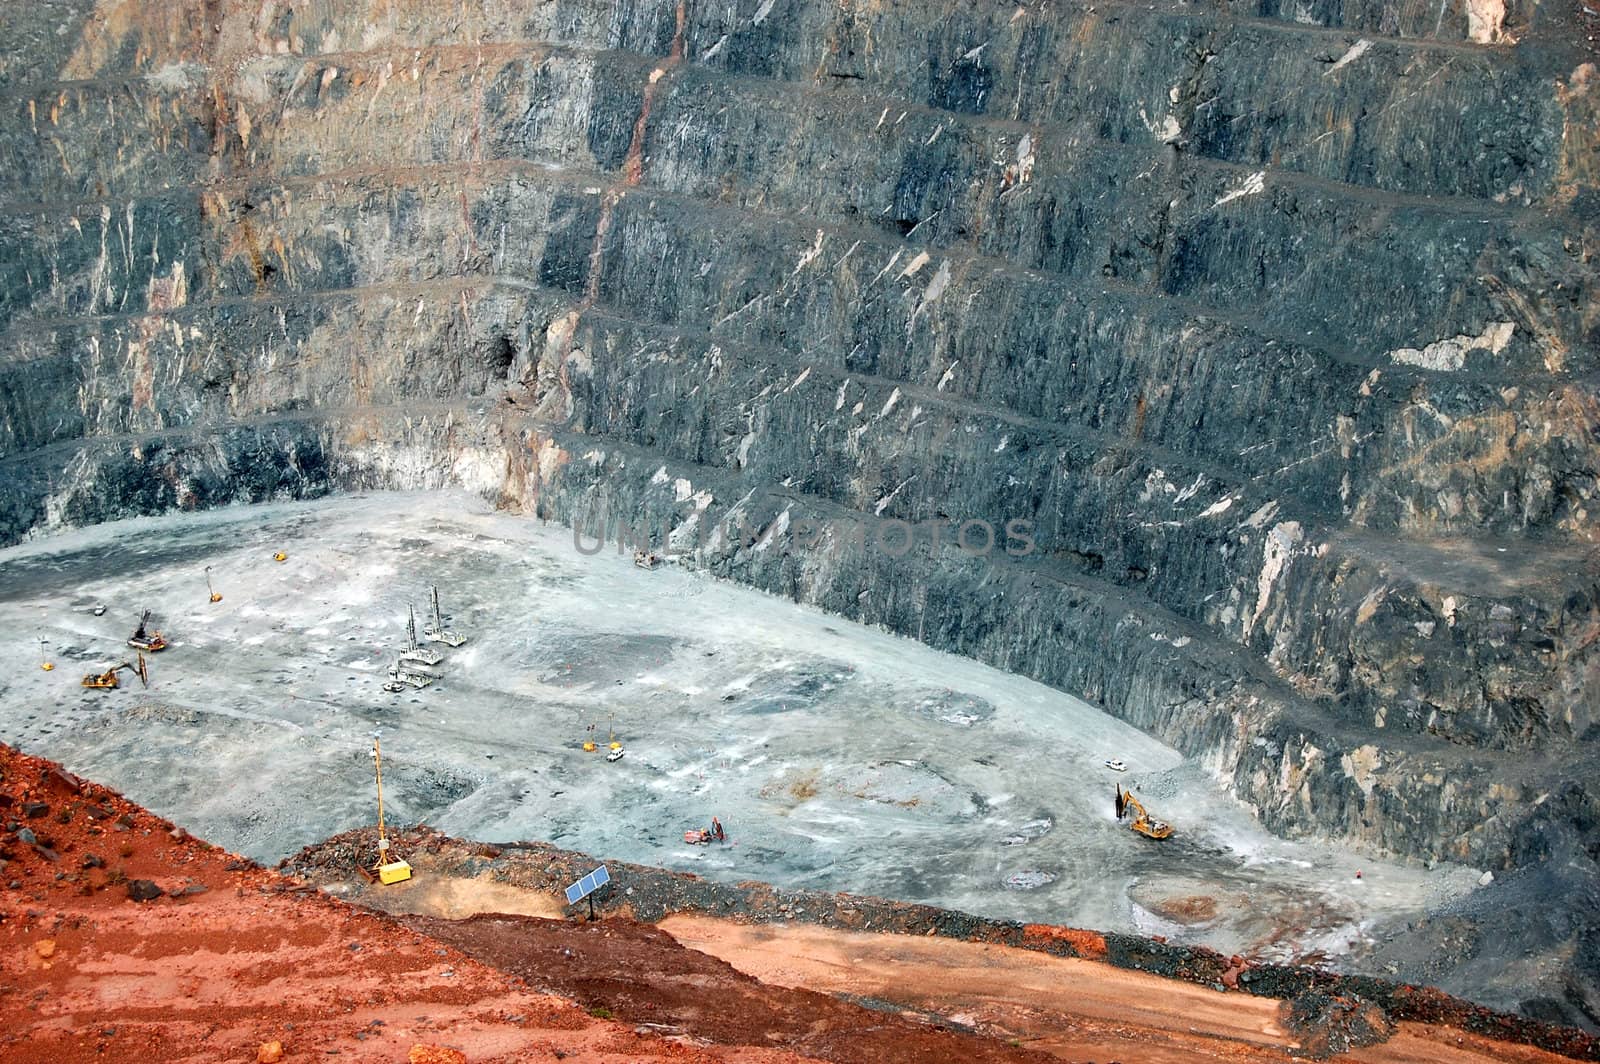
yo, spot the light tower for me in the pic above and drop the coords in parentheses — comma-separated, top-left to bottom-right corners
(371, 735, 413, 884)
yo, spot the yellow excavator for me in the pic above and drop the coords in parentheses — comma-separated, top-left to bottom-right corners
(81, 654, 148, 690)
(1115, 784, 1173, 840)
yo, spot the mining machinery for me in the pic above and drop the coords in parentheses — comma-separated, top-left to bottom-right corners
(127, 610, 167, 652)
(382, 660, 435, 692)
(422, 586, 466, 647)
(400, 606, 445, 666)
(1115, 784, 1173, 840)
(82, 654, 148, 690)
(366, 737, 413, 885)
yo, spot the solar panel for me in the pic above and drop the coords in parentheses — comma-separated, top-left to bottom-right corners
(563, 864, 611, 906)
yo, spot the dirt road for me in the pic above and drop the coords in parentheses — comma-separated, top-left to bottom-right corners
(661, 914, 1583, 1064)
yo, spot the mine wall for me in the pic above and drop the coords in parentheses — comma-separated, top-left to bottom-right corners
(0, 0, 1597, 885)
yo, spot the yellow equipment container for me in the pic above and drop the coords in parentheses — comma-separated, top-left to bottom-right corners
(376, 860, 413, 884)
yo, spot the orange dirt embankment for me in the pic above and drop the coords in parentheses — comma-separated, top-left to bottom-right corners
(0, 742, 816, 1064)
(661, 914, 1587, 1064)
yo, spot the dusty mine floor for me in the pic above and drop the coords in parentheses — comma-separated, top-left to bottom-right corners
(0, 493, 1479, 966)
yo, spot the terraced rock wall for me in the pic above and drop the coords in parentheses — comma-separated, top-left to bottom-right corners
(1, 0, 1597, 877)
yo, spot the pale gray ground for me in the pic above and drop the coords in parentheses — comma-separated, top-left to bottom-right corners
(0, 493, 1479, 963)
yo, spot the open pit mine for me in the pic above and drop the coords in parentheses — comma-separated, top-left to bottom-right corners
(1, 0, 1598, 1061)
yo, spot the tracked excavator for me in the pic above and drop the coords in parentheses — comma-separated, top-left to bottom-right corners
(1115, 784, 1173, 840)
(81, 654, 148, 690)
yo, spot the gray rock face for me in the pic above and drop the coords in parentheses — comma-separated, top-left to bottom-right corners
(0, 0, 1596, 1025)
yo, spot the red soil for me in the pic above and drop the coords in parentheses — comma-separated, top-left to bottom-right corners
(0, 743, 810, 1064)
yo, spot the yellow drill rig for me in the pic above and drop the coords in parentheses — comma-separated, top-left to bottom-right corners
(127, 610, 167, 652)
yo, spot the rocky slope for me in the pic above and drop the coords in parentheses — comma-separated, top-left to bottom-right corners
(0, 0, 1597, 1026)
(0, 743, 833, 1064)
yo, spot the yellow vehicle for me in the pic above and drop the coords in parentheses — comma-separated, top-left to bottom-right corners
(205, 566, 223, 603)
(127, 610, 167, 652)
(81, 654, 148, 690)
(1116, 784, 1173, 840)
(81, 667, 120, 689)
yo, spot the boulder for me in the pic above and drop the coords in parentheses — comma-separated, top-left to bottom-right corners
(126, 880, 163, 903)
(1280, 990, 1395, 1058)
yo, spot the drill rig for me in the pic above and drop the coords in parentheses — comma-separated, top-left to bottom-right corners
(422, 585, 466, 647)
(127, 610, 167, 652)
(399, 606, 445, 666)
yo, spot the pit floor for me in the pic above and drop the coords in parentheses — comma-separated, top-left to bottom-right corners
(0, 492, 1478, 963)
